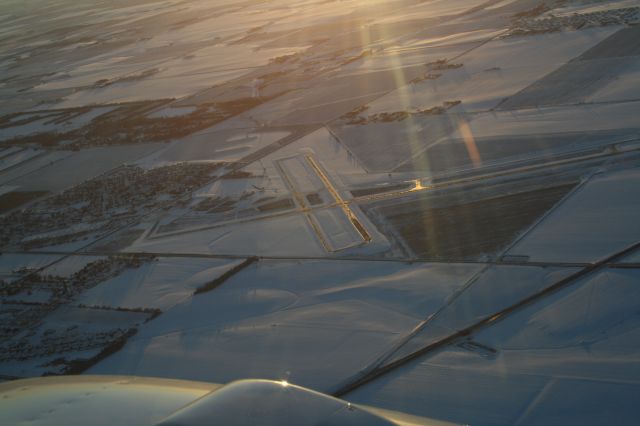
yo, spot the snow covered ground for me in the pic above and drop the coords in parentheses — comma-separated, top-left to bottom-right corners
(6, 144, 164, 192)
(88, 260, 483, 391)
(1, 0, 640, 423)
(506, 168, 640, 263)
(381, 264, 581, 365)
(441, 102, 639, 143)
(348, 267, 640, 425)
(79, 257, 242, 310)
(141, 129, 290, 166)
(363, 26, 620, 115)
(0, 108, 115, 141)
(0, 151, 71, 186)
(0, 305, 151, 378)
(0, 148, 42, 172)
(128, 213, 337, 257)
(245, 127, 382, 189)
(0, 253, 62, 283)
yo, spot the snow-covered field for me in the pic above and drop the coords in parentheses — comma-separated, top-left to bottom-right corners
(129, 214, 330, 257)
(88, 259, 483, 391)
(380, 264, 580, 364)
(348, 267, 640, 425)
(363, 26, 620, 115)
(506, 168, 640, 263)
(0, 108, 115, 141)
(8, 144, 164, 192)
(0, 146, 40, 166)
(80, 257, 242, 310)
(0, 253, 62, 283)
(447, 101, 640, 141)
(1, 0, 640, 423)
(0, 305, 151, 377)
(143, 129, 290, 165)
